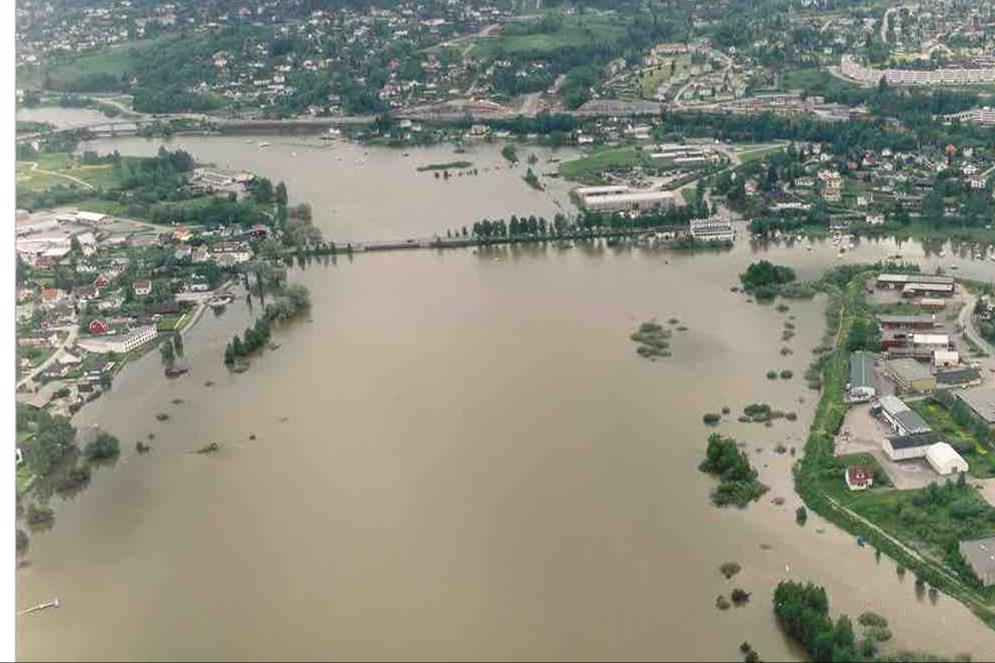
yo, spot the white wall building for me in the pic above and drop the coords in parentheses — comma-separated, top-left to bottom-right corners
(925, 442, 968, 476)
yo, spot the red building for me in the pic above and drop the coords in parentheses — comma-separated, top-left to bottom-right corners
(88, 319, 108, 335)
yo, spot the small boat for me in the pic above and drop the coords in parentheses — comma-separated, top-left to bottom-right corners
(990, 255, 995, 262)
(258, 141, 271, 148)
(244, 139, 254, 144)
(165, 366, 189, 378)
(857, 536, 866, 547)
(291, 151, 297, 157)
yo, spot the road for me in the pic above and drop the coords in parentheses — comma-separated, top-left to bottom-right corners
(17, 326, 78, 391)
(957, 292, 995, 371)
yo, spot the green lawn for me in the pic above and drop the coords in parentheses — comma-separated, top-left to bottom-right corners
(559, 146, 646, 180)
(16, 464, 35, 496)
(781, 67, 862, 96)
(736, 143, 788, 164)
(16, 152, 134, 194)
(468, 13, 628, 59)
(841, 485, 995, 559)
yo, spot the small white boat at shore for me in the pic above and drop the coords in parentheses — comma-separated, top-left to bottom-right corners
(258, 141, 271, 148)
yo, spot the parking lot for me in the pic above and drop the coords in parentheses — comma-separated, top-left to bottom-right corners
(835, 403, 941, 490)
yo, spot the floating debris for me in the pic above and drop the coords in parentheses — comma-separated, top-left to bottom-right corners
(195, 442, 220, 455)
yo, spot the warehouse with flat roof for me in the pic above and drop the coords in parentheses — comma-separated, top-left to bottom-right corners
(886, 358, 937, 393)
(955, 388, 995, 429)
(960, 536, 995, 586)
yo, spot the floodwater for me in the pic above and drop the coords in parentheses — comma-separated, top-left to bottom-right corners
(81, 134, 580, 243)
(15, 132, 995, 661)
(17, 106, 114, 130)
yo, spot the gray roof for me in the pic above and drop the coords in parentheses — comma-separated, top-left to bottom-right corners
(887, 358, 933, 383)
(959, 536, 995, 582)
(849, 351, 875, 389)
(895, 409, 931, 435)
(956, 388, 995, 424)
(878, 394, 910, 416)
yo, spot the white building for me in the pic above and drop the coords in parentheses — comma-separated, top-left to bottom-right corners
(882, 432, 937, 461)
(582, 190, 676, 213)
(877, 395, 932, 437)
(934, 350, 960, 368)
(689, 218, 736, 242)
(925, 442, 968, 476)
(77, 325, 158, 354)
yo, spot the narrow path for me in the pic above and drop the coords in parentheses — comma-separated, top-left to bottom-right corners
(22, 161, 95, 190)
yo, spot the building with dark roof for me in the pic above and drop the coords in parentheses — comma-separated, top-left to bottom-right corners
(882, 431, 942, 461)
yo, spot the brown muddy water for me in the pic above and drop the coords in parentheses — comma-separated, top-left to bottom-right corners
(15, 130, 995, 660)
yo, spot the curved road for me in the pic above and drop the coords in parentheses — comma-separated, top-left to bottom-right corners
(958, 292, 995, 371)
(17, 325, 78, 391)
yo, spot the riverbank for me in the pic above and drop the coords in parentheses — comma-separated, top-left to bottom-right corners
(795, 267, 995, 631)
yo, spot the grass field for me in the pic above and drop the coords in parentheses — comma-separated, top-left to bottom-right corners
(15, 152, 131, 193)
(17, 35, 175, 90)
(468, 13, 628, 59)
(636, 57, 689, 98)
(558, 146, 646, 180)
(735, 143, 788, 164)
(781, 67, 862, 96)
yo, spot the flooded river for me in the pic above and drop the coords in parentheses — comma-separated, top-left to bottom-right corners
(15, 128, 995, 660)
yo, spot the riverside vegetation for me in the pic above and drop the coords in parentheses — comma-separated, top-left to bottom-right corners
(698, 433, 769, 508)
(630, 320, 672, 359)
(224, 283, 311, 367)
(773, 581, 968, 662)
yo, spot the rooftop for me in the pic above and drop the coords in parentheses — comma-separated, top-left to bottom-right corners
(889, 431, 942, 449)
(849, 351, 875, 389)
(956, 388, 995, 424)
(887, 357, 934, 382)
(959, 536, 995, 580)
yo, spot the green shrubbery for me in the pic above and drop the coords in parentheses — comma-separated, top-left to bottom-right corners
(699, 434, 769, 508)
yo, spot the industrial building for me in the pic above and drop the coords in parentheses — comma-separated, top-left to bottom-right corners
(955, 388, 995, 431)
(881, 431, 941, 461)
(581, 190, 677, 213)
(689, 218, 736, 242)
(959, 536, 995, 586)
(76, 325, 158, 355)
(876, 314, 937, 331)
(886, 358, 937, 393)
(876, 273, 955, 297)
(847, 351, 876, 402)
(876, 395, 932, 437)
(925, 442, 969, 476)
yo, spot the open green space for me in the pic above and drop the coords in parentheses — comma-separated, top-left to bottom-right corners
(558, 146, 646, 180)
(781, 67, 862, 96)
(466, 13, 628, 60)
(17, 35, 176, 91)
(15, 152, 139, 193)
